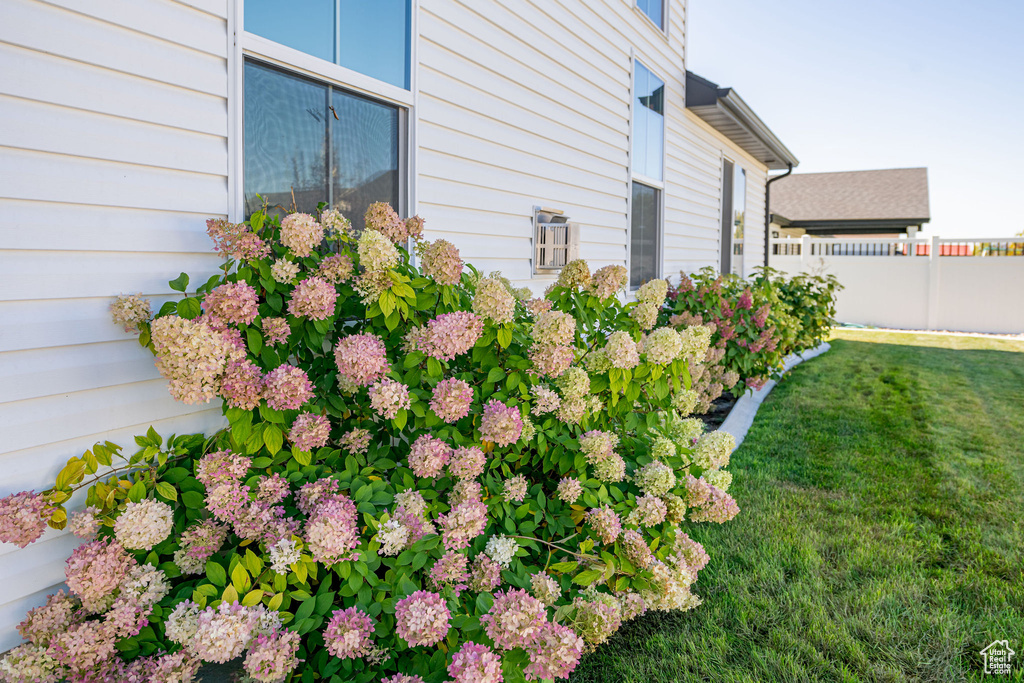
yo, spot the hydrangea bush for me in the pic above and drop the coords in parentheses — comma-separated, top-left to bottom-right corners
(664, 266, 839, 399)
(0, 203, 740, 683)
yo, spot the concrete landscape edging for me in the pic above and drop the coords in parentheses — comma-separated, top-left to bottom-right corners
(719, 342, 832, 449)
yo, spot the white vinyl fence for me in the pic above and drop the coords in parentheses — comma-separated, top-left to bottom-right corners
(769, 235, 1024, 334)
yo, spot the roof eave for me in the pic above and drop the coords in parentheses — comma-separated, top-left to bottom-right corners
(685, 71, 799, 171)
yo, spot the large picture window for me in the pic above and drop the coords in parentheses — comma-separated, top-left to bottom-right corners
(244, 0, 412, 89)
(244, 60, 402, 228)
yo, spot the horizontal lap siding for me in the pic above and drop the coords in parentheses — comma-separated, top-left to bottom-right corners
(0, 0, 230, 650)
(417, 0, 688, 288)
(665, 110, 770, 279)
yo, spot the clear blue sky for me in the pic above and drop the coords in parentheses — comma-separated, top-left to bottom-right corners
(687, 0, 1024, 237)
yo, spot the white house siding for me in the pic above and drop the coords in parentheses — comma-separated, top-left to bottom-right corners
(667, 111, 769, 279)
(418, 0, 684, 287)
(0, 0, 230, 650)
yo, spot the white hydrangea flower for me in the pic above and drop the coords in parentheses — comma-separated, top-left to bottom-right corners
(633, 461, 676, 497)
(376, 518, 410, 557)
(269, 538, 302, 574)
(114, 499, 174, 550)
(165, 600, 201, 646)
(485, 534, 519, 568)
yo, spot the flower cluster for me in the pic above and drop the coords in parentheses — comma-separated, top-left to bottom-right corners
(334, 333, 390, 388)
(369, 378, 411, 420)
(288, 276, 338, 320)
(482, 589, 546, 650)
(324, 607, 376, 659)
(0, 490, 50, 548)
(408, 435, 453, 478)
(113, 499, 173, 550)
(448, 446, 486, 480)
(395, 591, 450, 646)
(280, 212, 324, 257)
(173, 520, 228, 574)
(151, 315, 240, 404)
(587, 506, 621, 545)
(472, 277, 516, 324)
(430, 377, 474, 423)
(263, 364, 313, 410)
(480, 400, 523, 446)
(207, 218, 270, 261)
(503, 475, 528, 503)
(205, 281, 259, 325)
(110, 293, 152, 333)
(449, 641, 502, 683)
(589, 265, 628, 300)
(485, 534, 518, 568)
(417, 239, 464, 285)
(289, 413, 331, 452)
(419, 312, 484, 361)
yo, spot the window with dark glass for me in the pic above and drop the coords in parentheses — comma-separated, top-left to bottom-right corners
(244, 60, 401, 229)
(630, 182, 660, 289)
(245, 0, 411, 89)
(632, 61, 664, 181)
(719, 160, 746, 275)
(636, 0, 664, 30)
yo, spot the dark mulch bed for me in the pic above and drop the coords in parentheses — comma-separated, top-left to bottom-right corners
(695, 392, 739, 430)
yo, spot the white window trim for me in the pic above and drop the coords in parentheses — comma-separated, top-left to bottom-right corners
(632, 0, 670, 37)
(720, 154, 749, 277)
(227, 0, 418, 222)
(627, 51, 667, 291)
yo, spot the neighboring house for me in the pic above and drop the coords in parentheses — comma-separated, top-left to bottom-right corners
(769, 167, 930, 239)
(0, 0, 795, 648)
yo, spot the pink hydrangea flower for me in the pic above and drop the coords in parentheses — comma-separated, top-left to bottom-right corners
(469, 554, 502, 592)
(244, 630, 301, 683)
(556, 478, 583, 504)
(449, 641, 503, 683)
(417, 239, 463, 285)
(382, 675, 425, 683)
(65, 539, 136, 613)
(621, 529, 654, 569)
(589, 265, 628, 299)
(305, 493, 360, 565)
(324, 607, 376, 659)
(263, 365, 314, 410)
(408, 435, 452, 479)
(480, 400, 523, 446)
(220, 358, 265, 410)
(334, 333, 390, 387)
(448, 446, 486, 480)
(430, 377, 474, 422)
(429, 551, 469, 594)
(296, 479, 340, 516)
(288, 276, 338, 320)
(503, 475, 528, 503)
(672, 532, 710, 573)
(422, 312, 484, 361)
(586, 506, 621, 545)
(529, 343, 574, 378)
(395, 591, 450, 647)
(190, 601, 262, 663)
(481, 588, 547, 650)
(173, 519, 229, 574)
(68, 506, 101, 540)
(280, 212, 324, 257)
(17, 590, 83, 647)
(340, 428, 372, 454)
(204, 281, 259, 326)
(525, 622, 585, 681)
(438, 499, 488, 550)
(318, 254, 354, 284)
(364, 202, 406, 242)
(450, 480, 483, 506)
(689, 485, 740, 523)
(207, 218, 270, 261)
(626, 494, 668, 527)
(368, 378, 411, 420)
(262, 317, 291, 345)
(289, 413, 331, 451)
(533, 310, 576, 346)
(0, 490, 50, 548)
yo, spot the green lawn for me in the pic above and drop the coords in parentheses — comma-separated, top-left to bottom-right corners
(570, 329, 1024, 683)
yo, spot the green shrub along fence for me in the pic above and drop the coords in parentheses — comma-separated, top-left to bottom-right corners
(663, 267, 839, 407)
(0, 204, 835, 683)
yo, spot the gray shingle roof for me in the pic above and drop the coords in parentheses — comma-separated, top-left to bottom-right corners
(771, 168, 930, 222)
